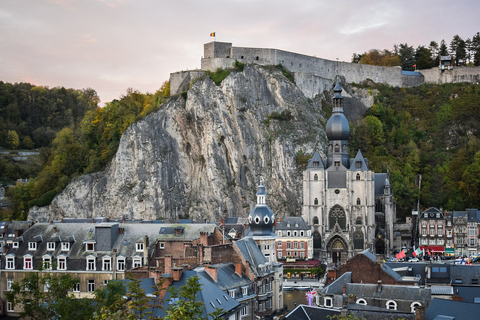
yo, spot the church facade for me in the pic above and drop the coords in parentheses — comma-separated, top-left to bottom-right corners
(302, 80, 395, 264)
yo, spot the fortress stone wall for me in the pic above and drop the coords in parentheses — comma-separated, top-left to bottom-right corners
(170, 41, 480, 96)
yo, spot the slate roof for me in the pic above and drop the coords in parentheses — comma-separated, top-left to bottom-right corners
(276, 216, 310, 230)
(449, 264, 480, 286)
(346, 283, 431, 302)
(350, 150, 369, 171)
(402, 70, 422, 76)
(195, 263, 254, 301)
(420, 207, 445, 219)
(453, 210, 467, 219)
(426, 298, 480, 320)
(235, 237, 272, 277)
(286, 305, 340, 320)
(306, 150, 325, 169)
(466, 208, 480, 222)
(452, 286, 480, 303)
(374, 173, 389, 196)
(322, 272, 351, 294)
(157, 270, 240, 318)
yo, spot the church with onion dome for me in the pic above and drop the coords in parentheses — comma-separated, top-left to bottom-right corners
(302, 79, 395, 264)
(245, 178, 277, 263)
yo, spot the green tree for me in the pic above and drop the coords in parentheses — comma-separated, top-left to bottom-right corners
(164, 275, 223, 320)
(6, 271, 95, 320)
(450, 34, 467, 66)
(460, 151, 480, 205)
(6, 130, 20, 149)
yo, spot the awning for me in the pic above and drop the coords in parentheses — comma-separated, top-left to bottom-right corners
(445, 248, 454, 254)
(420, 246, 444, 253)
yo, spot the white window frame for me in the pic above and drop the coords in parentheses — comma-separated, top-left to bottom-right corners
(356, 298, 367, 305)
(159, 242, 165, 249)
(277, 251, 282, 259)
(87, 280, 95, 292)
(324, 297, 333, 307)
(7, 301, 14, 312)
(228, 289, 235, 298)
(132, 256, 142, 268)
(85, 242, 95, 252)
(47, 242, 55, 251)
(42, 256, 52, 270)
(7, 278, 14, 291)
(411, 301, 422, 313)
(241, 305, 248, 316)
(136, 242, 144, 252)
(86, 256, 96, 271)
(24, 256, 33, 270)
(62, 242, 70, 251)
(28, 242, 36, 251)
(386, 300, 397, 310)
(102, 256, 112, 271)
(242, 286, 248, 296)
(117, 256, 126, 271)
(6, 256, 15, 269)
(73, 282, 80, 292)
(12, 242, 19, 248)
(57, 256, 67, 271)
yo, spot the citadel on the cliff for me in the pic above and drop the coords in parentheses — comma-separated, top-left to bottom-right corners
(171, 41, 480, 98)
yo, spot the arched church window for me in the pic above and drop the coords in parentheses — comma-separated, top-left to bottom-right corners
(335, 144, 340, 152)
(314, 198, 319, 205)
(354, 230, 364, 249)
(313, 216, 319, 225)
(356, 173, 360, 181)
(357, 198, 361, 205)
(314, 174, 318, 181)
(328, 205, 346, 230)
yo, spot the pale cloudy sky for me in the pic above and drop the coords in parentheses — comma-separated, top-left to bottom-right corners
(1, 0, 479, 104)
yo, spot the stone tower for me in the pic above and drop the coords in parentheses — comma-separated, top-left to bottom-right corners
(302, 80, 395, 264)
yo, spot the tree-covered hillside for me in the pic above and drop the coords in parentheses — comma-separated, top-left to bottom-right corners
(1, 81, 170, 220)
(349, 82, 480, 217)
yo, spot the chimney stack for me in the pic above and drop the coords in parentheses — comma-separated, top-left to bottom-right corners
(171, 267, 183, 282)
(235, 263, 243, 276)
(377, 280, 382, 292)
(415, 305, 426, 320)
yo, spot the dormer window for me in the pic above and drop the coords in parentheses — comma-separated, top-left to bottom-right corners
(42, 255, 52, 270)
(242, 286, 249, 296)
(86, 256, 96, 271)
(228, 289, 236, 298)
(12, 242, 19, 248)
(24, 256, 33, 270)
(136, 243, 144, 252)
(62, 242, 70, 251)
(85, 242, 95, 252)
(117, 256, 126, 272)
(57, 256, 67, 270)
(356, 161, 362, 169)
(47, 242, 55, 251)
(132, 256, 142, 268)
(264, 216, 270, 224)
(6, 255, 15, 269)
(28, 242, 37, 251)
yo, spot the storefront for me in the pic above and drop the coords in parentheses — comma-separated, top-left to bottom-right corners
(420, 246, 445, 255)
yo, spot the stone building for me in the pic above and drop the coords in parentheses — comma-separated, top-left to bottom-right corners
(302, 81, 395, 264)
(418, 207, 446, 256)
(275, 216, 313, 260)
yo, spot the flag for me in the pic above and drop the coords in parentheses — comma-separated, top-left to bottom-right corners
(396, 250, 406, 260)
(413, 247, 422, 257)
(413, 64, 416, 68)
(210, 32, 215, 37)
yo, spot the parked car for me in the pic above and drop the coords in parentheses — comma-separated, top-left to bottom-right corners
(408, 257, 419, 262)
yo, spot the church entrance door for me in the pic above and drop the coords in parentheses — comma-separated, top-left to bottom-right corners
(328, 236, 348, 265)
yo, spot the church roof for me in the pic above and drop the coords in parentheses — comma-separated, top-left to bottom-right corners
(350, 150, 369, 171)
(306, 150, 325, 169)
(374, 173, 388, 195)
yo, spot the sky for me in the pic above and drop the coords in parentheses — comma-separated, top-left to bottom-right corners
(1, 0, 480, 105)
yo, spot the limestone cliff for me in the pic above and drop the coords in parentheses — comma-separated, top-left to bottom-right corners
(29, 65, 364, 222)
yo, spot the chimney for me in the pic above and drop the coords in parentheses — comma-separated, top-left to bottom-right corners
(199, 232, 208, 246)
(205, 265, 218, 282)
(118, 228, 125, 235)
(164, 255, 173, 275)
(174, 227, 184, 236)
(415, 305, 426, 320)
(61, 218, 63, 223)
(377, 280, 382, 292)
(53, 227, 57, 233)
(343, 284, 346, 294)
(122, 217, 125, 224)
(171, 267, 183, 281)
(143, 235, 149, 267)
(235, 263, 243, 276)
(91, 218, 94, 223)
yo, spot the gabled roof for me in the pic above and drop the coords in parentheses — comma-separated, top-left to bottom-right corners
(420, 207, 445, 219)
(467, 208, 480, 222)
(374, 173, 389, 196)
(196, 263, 252, 293)
(426, 298, 480, 320)
(322, 272, 351, 294)
(286, 305, 340, 320)
(346, 283, 431, 301)
(158, 270, 240, 318)
(235, 237, 269, 277)
(306, 151, 325, 169)
(276, 216, 310, 230)
(350, 150, 369, 171)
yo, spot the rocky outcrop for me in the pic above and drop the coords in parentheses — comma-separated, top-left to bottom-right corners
(29, 64, 366, 222)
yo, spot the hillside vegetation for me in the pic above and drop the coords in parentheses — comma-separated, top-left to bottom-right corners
(350, 82, 480, 217)
(1, 82, 170, 220)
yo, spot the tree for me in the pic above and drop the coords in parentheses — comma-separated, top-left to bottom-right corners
(415, 46, 435, 69)
(471, 32, 480, 66)
(6, 130, 20, 149)
(450, 34, 467, 66)
(439, 39, 449, 56)
(6, 271, 95, 320)
(396, 43, 415, 70)
(164, 275, 223, 320)
(358, 49, 401, 67)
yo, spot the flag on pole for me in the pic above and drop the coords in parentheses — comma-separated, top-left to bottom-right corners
(413, 247, 422, 257)
(396, 250, 406, 260)
(210, 32, 215, 37)
(413, 64, 416, 68)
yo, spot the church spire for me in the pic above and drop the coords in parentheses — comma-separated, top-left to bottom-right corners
(256, 176, 266, 205)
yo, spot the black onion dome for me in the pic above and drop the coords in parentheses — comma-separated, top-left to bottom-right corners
(326, 113, 350, 140)
(248, 206, 275, 236)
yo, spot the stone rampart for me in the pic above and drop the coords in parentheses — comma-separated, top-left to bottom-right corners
(170, 70, 206, 96)
(173, 42, 480, 97)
